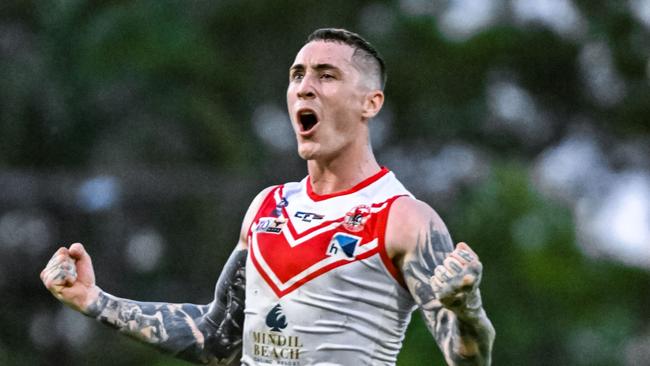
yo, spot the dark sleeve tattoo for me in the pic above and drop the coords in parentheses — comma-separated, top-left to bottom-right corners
(86, 247, 247, 365)
(402, 221, 495, 366)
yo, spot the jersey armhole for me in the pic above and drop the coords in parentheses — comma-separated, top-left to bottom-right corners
(378, 194, 409, 290)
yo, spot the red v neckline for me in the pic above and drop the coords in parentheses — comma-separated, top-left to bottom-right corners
(306, 167, 390, 202)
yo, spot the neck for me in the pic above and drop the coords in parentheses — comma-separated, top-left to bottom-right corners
(307, 144, 381, 196)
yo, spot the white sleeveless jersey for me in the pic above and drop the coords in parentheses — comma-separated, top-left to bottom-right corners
(242, 168, 418, 366)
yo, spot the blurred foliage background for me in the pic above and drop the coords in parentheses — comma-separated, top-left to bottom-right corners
(1, 0, 649, 365)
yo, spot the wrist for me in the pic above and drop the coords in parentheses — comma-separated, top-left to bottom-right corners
(82, 286, 104, 318)
(453, 288, 485, 323)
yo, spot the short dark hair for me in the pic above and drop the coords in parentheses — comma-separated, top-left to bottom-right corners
(306, 28, 387, 90)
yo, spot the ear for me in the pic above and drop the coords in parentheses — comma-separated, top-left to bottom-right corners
(361, 90, 384, 120)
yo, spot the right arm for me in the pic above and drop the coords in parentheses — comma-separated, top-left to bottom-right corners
(84, 245, 247, 365)
(40, 187, 274, 365)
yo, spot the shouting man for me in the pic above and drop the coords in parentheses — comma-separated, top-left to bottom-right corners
(41, 28, 495, 365)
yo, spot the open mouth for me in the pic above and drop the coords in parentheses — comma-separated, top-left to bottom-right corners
(298, 109, 319, 133)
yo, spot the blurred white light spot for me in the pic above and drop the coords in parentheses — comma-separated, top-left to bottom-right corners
(489, 81, 534, 122)
(511, 213, 548, 250)
(625, 329, 650, 366)
(383, 143, 489, 201)
(77, 176, 121, 212)
(30, 310, 56, 349)
(439, 0, 499, 42)
(359, 3, 395, 36)
(578, 172, 650, 268)
(55, 306, 94, 350)
(126, 229, 164, 272)
(629, 0, 650, 29)
(579, 42, 626, 107)
(486, 80, 550, 144)
(398, 0, 435, 16)
(252, 103, 294, 152)
(512, 0, 586, 39)
(534, 132, 611, 203)
(0, 210, 51, 253)
(568, 327, 611, 365)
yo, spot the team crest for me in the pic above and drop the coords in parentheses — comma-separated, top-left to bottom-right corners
(342, 205, 371, 232)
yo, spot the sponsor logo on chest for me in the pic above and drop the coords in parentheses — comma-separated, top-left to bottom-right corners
(294, 211, 324, 222)
(254, 217, 287, 234)
(251, 303, 302, 365)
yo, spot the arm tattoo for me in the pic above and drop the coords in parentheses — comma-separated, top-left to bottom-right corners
(402, 221, 495, 366)
(86, 248, 247, 365)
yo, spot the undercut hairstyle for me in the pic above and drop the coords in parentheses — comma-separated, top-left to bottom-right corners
(306, 28, 387, 90)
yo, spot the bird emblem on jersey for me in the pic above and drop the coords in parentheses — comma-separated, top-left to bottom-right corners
(343, 204, 371, 232)
(265, 304, 288, 332)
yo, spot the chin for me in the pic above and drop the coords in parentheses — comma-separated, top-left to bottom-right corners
(297, 148, 315, 161)
(296, 141, 318, 161)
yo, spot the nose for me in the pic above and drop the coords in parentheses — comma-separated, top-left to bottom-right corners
(296, 76, 316, 100)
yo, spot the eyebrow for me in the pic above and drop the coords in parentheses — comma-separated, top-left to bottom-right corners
(289, 63, 341, 73)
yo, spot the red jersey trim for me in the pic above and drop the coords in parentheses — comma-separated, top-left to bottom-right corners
(306, 167, 390, 202)
(378, 195, 409, 289)
(281, 197, 392, 240)
(250, 243, 380, 298)
(248, 177, 409, 298)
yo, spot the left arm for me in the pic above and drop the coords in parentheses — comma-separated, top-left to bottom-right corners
(387, 198, 495, 365)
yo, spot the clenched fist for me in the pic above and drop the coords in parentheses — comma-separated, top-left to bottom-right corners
(40, 243, 100, 314)
(431, 242, 484, 315)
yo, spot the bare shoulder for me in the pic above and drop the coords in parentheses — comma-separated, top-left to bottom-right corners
(385, 196, 451, 258)
(238, 185, 278, 249)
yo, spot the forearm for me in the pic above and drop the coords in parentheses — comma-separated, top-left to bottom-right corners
(427, 301, 495, 366)
(86, 291, 227, 364)
(85, 247, 247, 365)
(401, 217, 495, 365)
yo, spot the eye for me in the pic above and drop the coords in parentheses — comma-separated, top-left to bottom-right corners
(321, 73, 335, 80)
(290, 72, 304, 81)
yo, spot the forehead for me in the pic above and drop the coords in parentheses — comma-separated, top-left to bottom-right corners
(291, 41, 356, 68)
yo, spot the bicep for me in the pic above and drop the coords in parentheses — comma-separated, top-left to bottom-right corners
(197, 187, 274, 360)
(400, 218, 453, 309)
(397, 218, 458, 354)
(205, 246, 247, 318)
(195, 186, 274, 360)
(198, 245, 247, 362)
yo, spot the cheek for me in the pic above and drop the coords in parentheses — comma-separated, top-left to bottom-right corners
(334, 100, 364, 132)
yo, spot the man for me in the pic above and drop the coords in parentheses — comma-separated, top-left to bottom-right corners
(41, 28, 495, 365)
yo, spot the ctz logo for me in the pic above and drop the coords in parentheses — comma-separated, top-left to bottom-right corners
(294, 211, 324, 222)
